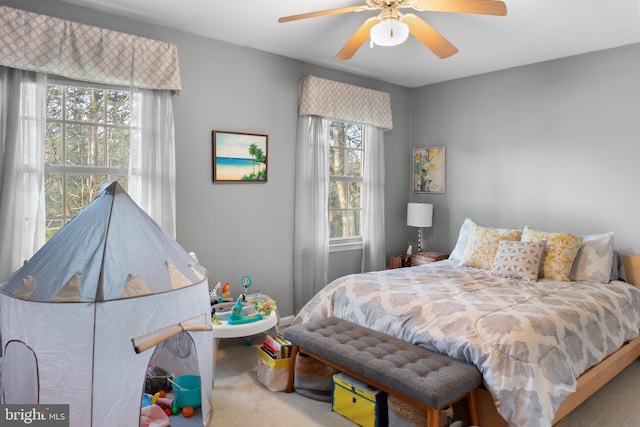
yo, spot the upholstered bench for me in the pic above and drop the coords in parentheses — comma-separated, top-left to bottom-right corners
(283, 317, 482, 427)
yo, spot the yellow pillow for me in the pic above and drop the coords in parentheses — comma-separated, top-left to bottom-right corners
(461, 225, 522, 270)
(521, 226, 583, 281)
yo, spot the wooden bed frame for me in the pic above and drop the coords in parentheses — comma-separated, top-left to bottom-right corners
(476, 254, 640, 426)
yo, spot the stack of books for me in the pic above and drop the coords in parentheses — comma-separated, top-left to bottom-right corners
(261, 333, 292, 359)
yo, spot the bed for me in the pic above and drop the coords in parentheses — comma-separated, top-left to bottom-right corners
(292, 220, 640, 427)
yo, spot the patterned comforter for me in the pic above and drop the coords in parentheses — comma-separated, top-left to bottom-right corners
(293, 260, 640, 427)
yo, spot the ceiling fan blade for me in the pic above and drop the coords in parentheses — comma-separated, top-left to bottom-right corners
(279, 6, 367, 23)
(413, 0, 507, 16)
(335, 17, 381, 60)
(402, 14, 458, 59)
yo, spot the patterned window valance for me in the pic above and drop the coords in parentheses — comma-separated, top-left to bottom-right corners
(0, 5, 181, 93)
(298, 75, 393, 130)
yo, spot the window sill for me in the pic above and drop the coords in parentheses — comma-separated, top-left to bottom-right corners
(329, 240, 363, 253)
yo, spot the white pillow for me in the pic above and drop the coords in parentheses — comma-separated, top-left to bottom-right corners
(449, 218, 476, 262)
(569, 232, 615, 283)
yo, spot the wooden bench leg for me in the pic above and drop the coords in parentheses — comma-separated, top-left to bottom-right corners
(426, 407, 440, 427)
(428, 391, 478, 427)
(468, 389, 480, 426)
(286, 343, 299, 393)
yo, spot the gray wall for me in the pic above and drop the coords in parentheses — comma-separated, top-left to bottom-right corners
(173, 37, 411, 315)
(5, 1, 640, 317)
(411, 43, 640, 256)
(5, 0, 413, 317)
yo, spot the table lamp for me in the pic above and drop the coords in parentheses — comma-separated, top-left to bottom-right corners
(407, 203, 433, 253)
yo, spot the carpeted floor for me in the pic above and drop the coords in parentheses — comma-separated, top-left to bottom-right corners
(211, 334, 353, 427)
(210, 334, 640, 427)
(556, 358, 640, 427)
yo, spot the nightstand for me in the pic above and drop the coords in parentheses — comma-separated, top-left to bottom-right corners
(412, 252, 449, 266)
(389, 252, 449, 269)
(388, 254, 412, 269)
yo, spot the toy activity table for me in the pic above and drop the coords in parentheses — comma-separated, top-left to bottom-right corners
(211, 310, 278, 339)
(211, 310, 278, 374)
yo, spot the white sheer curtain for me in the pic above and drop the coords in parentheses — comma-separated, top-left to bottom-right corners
(361, 124, 386, 272)
(294, 76, 392, 311)
(129, 88, 177, 237)
(0, 67, 46, 283)
(293, 116, 330, 311)
(0, 7, 181, 280)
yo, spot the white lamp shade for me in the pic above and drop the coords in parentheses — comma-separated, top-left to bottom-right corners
(407, 203, 433, 228)
(370, 19, 409, 47)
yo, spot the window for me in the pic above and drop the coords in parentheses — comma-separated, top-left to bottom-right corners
(328, 121, 364, 244)
(44, 80, 131, 240)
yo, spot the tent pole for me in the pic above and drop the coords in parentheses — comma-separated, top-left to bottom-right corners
(132, 316, 212, 353)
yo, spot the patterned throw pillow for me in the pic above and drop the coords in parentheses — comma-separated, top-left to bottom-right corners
(569, 232, 615, 283)
(492, 240, 547, 282)
(461, 224, 522, 270)
(521, 226, 583, 281)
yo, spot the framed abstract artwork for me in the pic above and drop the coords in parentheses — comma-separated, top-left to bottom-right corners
(412, 146, 445, 193)
(212, 130, 268, 182)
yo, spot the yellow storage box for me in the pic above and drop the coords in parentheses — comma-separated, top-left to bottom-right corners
(332, 372, 388, 427)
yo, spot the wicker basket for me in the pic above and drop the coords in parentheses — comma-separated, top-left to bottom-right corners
(388, 394, 466, 427)
(293, 352, 339, 401)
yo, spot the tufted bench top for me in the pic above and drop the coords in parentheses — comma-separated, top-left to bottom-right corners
(283, 317, 482, 410)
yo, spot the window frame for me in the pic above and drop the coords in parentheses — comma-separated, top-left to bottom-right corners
(44, 77, 131, 238)
(328, 120, 365, 251)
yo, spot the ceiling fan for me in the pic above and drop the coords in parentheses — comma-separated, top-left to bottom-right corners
(278, 0, 507, 60)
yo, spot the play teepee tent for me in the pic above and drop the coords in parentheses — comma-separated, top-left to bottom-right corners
(0, 181, 213, 426)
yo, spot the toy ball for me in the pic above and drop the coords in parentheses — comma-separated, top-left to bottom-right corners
(182, 406, 194, 418)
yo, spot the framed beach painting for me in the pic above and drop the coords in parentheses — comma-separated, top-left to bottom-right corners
(212, 130, 268, 182)
(412, 146, 445, 193)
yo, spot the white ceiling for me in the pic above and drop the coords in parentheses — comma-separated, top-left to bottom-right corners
(59, 0, 640, 88)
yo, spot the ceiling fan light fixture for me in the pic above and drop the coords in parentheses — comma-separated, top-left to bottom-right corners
(370, 19, 409, 47)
